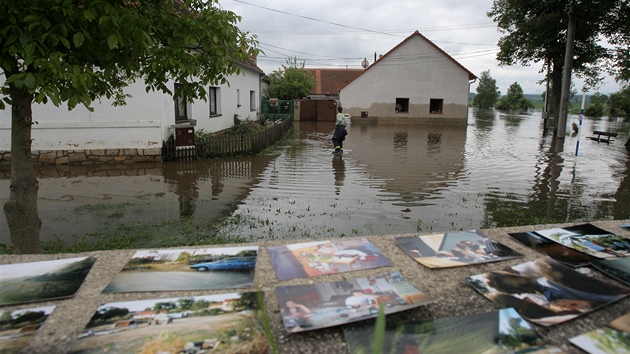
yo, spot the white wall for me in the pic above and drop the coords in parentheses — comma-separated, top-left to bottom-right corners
(0, 63, 262, 151)
(340, 35, 471, 120)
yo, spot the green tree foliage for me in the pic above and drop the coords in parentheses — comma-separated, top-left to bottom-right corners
(488, 1, 630, 120)
(473, 70, 501, 109)
(584, 92, 606, 117)
(608, 88, 630, 119)
(496, 82, 534, 111)
(1, 0, 259, 253)
(265, 58, 316, 100)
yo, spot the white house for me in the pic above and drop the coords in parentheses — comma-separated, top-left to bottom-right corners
(339, 31, 476, 123)
(0, 59, 264, 165)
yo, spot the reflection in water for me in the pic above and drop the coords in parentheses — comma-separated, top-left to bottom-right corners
(2, 109, 630, 249)
(332, 155, 345, 194)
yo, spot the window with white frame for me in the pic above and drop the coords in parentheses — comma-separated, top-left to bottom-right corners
(250, 90, 256, 111)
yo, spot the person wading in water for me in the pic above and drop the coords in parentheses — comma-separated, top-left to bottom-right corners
(333, 106, 349, 154)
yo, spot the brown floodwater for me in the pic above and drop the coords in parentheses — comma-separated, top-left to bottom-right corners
(2, 108, 630, 250)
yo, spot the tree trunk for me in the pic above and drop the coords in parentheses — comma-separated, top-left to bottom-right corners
(3, 83, 41, 254)
(550, 59, 564, 132)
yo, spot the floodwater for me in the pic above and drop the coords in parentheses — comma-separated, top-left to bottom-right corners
(1, 108, 630, 250)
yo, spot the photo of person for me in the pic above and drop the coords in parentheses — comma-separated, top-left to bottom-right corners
(532, 224, 630, 259)
(467, 257, 630, 326)
(395, 230, 522, 268)
(267, 237, 391, 281)
(276, 272, 435, 333)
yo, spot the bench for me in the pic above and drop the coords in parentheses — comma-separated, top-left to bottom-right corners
(587, 130, 617, 143)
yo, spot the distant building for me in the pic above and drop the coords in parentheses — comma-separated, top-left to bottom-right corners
(339, 31, 476, 122)
(304, 68, 363, 100)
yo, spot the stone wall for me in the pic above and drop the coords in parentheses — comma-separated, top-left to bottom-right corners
(0, 148, 162, 166)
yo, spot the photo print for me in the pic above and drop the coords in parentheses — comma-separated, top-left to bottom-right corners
(267, 237, 391, 280)
(70, 292, 269, 354)
(570, 312, 630, 354)
(276, 271, 435, 333)
(102, 246, 257, 293)
(509, 230, 593, 267)
(0, 305, 56, 354)
(591, 257, 630, 287)
(467, 257, 630, 326)
(344, 308, 562, 354)
(395, 230, 522, 268)
(0, 256, 97, 306)
(523, 224, 630, 259)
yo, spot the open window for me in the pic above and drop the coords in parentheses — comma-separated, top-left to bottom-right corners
(395, 98, 409, 113)
(430, 99, 443, 114)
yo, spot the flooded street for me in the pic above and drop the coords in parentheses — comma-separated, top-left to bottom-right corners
(2, 108, 629, 251)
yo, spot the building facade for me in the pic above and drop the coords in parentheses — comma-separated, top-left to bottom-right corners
(339, 31, 476, 123)
(0, 61, 264, 165)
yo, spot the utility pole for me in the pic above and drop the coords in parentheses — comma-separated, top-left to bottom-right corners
(556, 6, 577, 139)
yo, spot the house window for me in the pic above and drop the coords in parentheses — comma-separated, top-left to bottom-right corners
(174, 83, 190, 121)
(395, 98, 409, 113)
(209, 87, 221, 116)
(430, 99, 443, 114)
(250, 90, 256, 111)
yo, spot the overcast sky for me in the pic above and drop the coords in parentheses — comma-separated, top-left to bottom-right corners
(219, 0, 623, 95)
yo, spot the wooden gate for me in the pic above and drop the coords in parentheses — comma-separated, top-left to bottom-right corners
(299, 100, 337, 122)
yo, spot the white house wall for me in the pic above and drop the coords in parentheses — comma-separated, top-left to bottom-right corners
(340, 35, 470, 121)
(0, 65, 261, 152)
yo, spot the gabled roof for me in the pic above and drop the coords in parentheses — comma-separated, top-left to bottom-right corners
(305, 68, 363, 95)
(339, 31, 477, 91)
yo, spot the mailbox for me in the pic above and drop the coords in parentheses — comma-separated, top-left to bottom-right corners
(175, 127, 195, 147)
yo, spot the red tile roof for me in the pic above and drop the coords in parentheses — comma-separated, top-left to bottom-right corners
(304, 68, 364, 95)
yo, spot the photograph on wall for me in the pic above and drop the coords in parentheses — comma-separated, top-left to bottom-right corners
(467, 257, 630, 326)
(267, 237, 391, 281)
(102, 246, 258, 293)
(522, 224, 630, 259)
(394, 230, 523, 268)
(0, 305, 56, 354)
(276, 271, 435, 333)
(0, 256, 97, 306)
(591, 257, 630, 287)
(70, 292, 269, 354)
(344, 308, 562, 354)
(508, 231, 593, 267)
(570, 312, 630, 354)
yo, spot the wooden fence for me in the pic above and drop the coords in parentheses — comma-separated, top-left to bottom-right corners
(162, 116, 293, 161)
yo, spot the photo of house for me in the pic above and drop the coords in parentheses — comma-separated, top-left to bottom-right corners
(530, 224, 630, 259)
(0, 306, 56, 354)
(71, 292, 268, 354)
